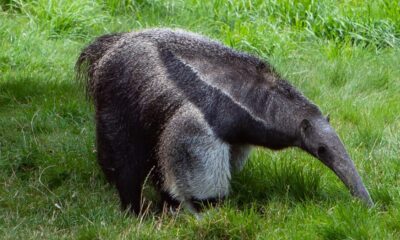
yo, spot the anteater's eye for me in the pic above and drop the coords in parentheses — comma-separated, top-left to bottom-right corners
(317, 146, 327, 157)
(256, 62, 266, 71)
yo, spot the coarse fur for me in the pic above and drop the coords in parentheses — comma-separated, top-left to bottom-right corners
(76, 28, 372, 214)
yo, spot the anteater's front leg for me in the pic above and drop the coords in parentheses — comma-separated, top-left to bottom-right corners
(158, 106, 231, 213)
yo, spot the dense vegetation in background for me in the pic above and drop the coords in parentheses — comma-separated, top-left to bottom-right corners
(1, 0, 399, 239)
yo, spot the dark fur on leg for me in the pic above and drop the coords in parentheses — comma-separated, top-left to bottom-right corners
(115, 165, 143, 214)
(160, 191, 181, 211)
(95, 107, 153, 215)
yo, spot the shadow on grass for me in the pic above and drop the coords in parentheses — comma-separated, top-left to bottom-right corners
(1, 78, 68, 104)
(0, 77, 94, 179)
(229, 152, 324, 209)
(0, 77, 91, 125)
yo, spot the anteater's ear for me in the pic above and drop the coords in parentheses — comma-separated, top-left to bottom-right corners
(300, 119, 312, 137)
(326, 114, 330, 123)
(256, 62, 266, 71)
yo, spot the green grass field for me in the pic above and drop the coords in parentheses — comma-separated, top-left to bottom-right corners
(1, 0, 399, 239)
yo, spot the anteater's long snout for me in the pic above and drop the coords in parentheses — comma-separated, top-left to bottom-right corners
(315, 132, 374, 206)
(328, 155, 374, 207)
(301, 118, 374, 207)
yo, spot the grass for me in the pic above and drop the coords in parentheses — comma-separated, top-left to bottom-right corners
(1, 0, 399, 239)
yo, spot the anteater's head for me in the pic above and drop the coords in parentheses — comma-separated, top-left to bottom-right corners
(268, 79, 373, 207)
(297, 116, 373, 206)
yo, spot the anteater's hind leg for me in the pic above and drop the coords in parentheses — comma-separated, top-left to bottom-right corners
(96, 109, 152, 214)
(115, 161, 148, 214)
(158, 105, 231, 214)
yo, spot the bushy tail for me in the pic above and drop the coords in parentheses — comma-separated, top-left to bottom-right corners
(75, 33, 124, 99)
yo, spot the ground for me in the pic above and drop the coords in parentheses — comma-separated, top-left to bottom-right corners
(0, 0, 399, 239)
